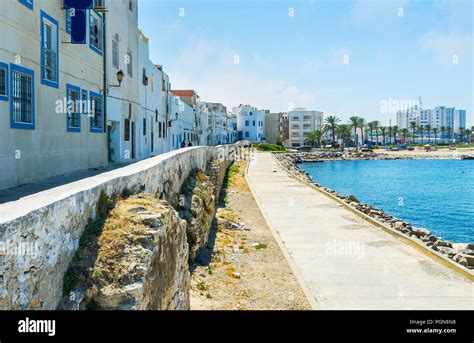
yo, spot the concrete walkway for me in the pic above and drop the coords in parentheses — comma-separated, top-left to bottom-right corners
(246, 152, 473, 309)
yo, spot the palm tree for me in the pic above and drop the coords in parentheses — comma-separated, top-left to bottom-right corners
(409, 121, 417, 144)
(440, 126, 446, 143)
(465, 128, 472, 144)
(304, 130, 323, 148)
(387, 126, 393, 144)
(400, 128, 409, 144)
(432, 127, 438, 144)
(392, 125, 399, 145)
(458, 127, 465, 143)
(447, 127, 453, 142)
(373, 121, 381, 145)
(366, 121, 376, 144)
(425, 124, 431, 143)
(349, 116, 360, 147)
(357, 118, 366, 145)
(336, 124, 352, 147)
(418, 125, 424, 144)
(323, 115, 341, 147)
(380, 126, 387, 145)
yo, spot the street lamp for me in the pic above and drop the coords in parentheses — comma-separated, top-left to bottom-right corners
(109, 70, 124, 88)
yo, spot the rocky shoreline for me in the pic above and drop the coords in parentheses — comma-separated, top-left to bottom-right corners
(274, 152, 474, 271)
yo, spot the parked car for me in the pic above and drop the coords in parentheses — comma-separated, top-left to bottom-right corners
(297, 145, 312, 152)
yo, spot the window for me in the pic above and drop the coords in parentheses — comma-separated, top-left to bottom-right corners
(112, 35, 119, 68)
(19, 0, 33, 10)
(81, 89, 88, 114)
(124, 118, 130, 141)
(162, 121, 166, 137)
(245, 120, 249, 126)
(245, 132, 249, 138)
(143, 118, 146, 135)
(129, 0, 133, 11)
(126, 51, 133, 76)
(66, 84, 81, 132)
(158, 122, 162, 138)
(89, 91, 103, 132)
(253, 120, 255, 126)
(89, 10, 103, 55)
(0, 63, 8, 101)
(65, 8, 71, 34)
(10, 64, 35, 129)
(41, 11, 59, 88)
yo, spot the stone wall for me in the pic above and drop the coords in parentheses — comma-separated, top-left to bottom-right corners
(0, 142, 248, 310)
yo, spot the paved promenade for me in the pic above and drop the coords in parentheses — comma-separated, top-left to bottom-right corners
(246, 152, 473, 309)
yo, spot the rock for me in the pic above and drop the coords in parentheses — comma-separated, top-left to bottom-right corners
(426, 235, 437, 243)
(393, 221, 405, 229)
(452, 243, 474, 253)
(455, 254, 474, 267)
(347, 195, 359, 203)
(412, 227, 430, 238)
(349, 202, 358, 207)
(437, 247, 455, 256)
(434, 239, 452, 248)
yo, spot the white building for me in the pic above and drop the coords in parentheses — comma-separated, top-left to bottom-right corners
(0, 1, 106, 190)
(170, 90, 200, 149)
(397, 104, 466, 134)
(232, 104, 266, 143)
(106, 0, 140, 163)
(287, 108, 323, 147)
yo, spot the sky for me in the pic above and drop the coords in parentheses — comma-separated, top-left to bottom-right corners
(138, 0, 473, 127)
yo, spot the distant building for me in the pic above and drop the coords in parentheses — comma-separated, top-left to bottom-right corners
(288, 108, 323, 147)
(232, 104, 266, 143)
(170, 90, 200, 148)
(397, 104, 466, 135)
(264, 112, 282, 144)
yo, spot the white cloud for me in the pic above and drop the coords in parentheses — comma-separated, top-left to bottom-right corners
(420, 31, 472, 66)
(167, 39, 316, 112)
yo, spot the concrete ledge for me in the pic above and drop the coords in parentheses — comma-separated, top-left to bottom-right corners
(276, 155, 474, 283)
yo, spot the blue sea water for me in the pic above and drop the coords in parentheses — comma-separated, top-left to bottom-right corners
(299, 159, 474, 243)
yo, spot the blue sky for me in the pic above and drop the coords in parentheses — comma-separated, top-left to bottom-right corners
(138, 0, 473, 126)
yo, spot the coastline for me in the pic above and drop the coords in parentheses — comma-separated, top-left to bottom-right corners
(273, 151, 474, 276)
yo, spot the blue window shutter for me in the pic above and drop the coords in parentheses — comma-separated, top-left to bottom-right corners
(64, 0, 93, 9)
(71, 9, 87, 44)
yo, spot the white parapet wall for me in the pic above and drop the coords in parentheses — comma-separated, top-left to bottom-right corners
(0, 142, 250, 310)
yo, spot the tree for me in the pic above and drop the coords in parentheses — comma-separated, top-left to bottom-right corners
(458, 127, 465, 143)
(440, 126, 446, 143)
(465, 129, 472, 144)
(425, 124, 431, 143)
(400, 128, 409, 144)
(304, 130, 323, 148)
(357, 118, 366, 145)
(447, 127, 453, 141)
(418, 125, 424, 144)
(373, 121, 381, 145)
(349, 116, 360, 147)
(392, 125, 399, 145)
(366, 121, 376, 144)
(380, 126, 387, 145)
(323, 115, 341, 147)
(387, 126, 393, 144)
(432, 127, 438, 144)
(409, 121, 417, 144)
(336, 124, 352, 147)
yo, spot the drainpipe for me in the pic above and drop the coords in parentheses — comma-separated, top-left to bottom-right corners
(102, 11, 109, 157)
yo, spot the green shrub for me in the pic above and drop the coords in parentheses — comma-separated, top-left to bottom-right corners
(254, 143, 285, 152)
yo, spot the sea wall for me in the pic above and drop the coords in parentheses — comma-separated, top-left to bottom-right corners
(0, 142, 249, 310)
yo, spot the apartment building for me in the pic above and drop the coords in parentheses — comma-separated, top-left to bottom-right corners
(233, 104, 266, 143)
(137, 29, 168, 158)
(170, 90, 200, 148)
(288, 108, 323, 147)
(105, 0, 140, 163)
(397, 104, 466, 133)
(0, 0, 107, 190)
(264, 112, 282, 144)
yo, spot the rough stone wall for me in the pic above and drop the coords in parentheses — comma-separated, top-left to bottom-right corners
(179, 159, 230, 260)
(89, 195, 190, 310)
(0, 142, 248, 310)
